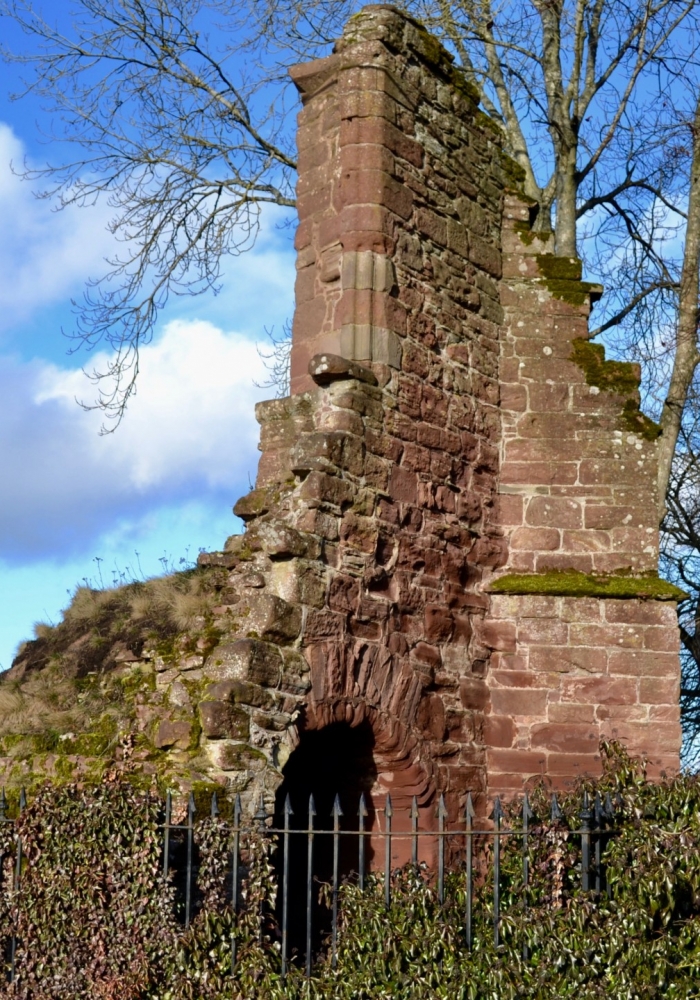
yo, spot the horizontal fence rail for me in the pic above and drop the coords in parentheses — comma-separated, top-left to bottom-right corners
(0, 786, 622, 981)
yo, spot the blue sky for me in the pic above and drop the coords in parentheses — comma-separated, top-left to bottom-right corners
(0, 11, 297, 669)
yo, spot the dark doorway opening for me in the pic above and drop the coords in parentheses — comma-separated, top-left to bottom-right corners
(273, 721, 378, 959)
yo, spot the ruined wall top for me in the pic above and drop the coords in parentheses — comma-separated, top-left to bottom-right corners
(288, 3, 507, 396)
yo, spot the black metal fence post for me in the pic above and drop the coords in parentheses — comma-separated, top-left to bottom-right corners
(580, 792, 592, 893)
(358, 794, 367, 892)
(594, 792, 603, 896)
(163, 790, 172, 881)
(465, 792, 474, 951)
(305, 794, 316, 979)
(184, 792, 195, 929)
(384, 795, 392, 910)
(281, 795, 292, 979)
(332, 795, 342, 969)
(493, 797, 502, 948)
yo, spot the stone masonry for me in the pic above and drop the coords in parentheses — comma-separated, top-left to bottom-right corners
(195, 4, 681, 839)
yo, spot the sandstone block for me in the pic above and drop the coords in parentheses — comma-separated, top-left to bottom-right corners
(510, 527, 561, 551)
(459, 676, 489, 711)
(546, 752, 602, 777)
(608, 650, 679, 677)
(206, 680, 274, 709)
(490, 688, 548, 716)
(299, 470, 354, 508)
(531, 723, 599, 754)
(468, 232, 501, 277)
(247, 521, 321, 561)
(547, 703, 596, 724)
(639, 676, 680, 704)
(488, 749, 547, 774)
(292, 431, 365, 476)
(479, 620, 516, 652)
(525, 496, 582, 529)
(308, 352, 378, 385)
(210, 742, 267, 773)
(204, 639, 283, 687)
(561, 676, 638, 706)
(199, 701, 250, 740)
(155, 719, 192, 750)
(483, 715, 515, 748)
(303, 609, 346, 642)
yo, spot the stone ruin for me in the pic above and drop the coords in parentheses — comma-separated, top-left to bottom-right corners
(200, 3, 682, 813)
(2, 5, 684, 848)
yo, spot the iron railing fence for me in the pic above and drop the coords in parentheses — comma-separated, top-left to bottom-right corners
(0, 786, 621, 981)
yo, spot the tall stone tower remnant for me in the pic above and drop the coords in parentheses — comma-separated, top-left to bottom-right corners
(205, 4, 682, 830)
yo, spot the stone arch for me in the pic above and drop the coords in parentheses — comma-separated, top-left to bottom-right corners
(301, 698, 436, 813)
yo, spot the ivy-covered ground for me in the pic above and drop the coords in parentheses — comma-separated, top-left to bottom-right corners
(0, 745, 697, 998)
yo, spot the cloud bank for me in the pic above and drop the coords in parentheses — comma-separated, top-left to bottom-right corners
(0, 319, 272, 563)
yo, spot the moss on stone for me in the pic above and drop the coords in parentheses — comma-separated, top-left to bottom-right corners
(500, 153, 527, 192)
(513, 220, 536, 246)
(570, 339, 662, 441)
(0, 734, 26, 754)
(414, 24, 451, 70)
(53, 755, 76, 781)
(571, 339, 638, 395)
(188, 713, 202, 752)
(218, 743, 267, 772)
(449, 66, 481, 107)
(490, 570, 686, 600)
(30, 730, 61, 754)
(534, 254, 601, 305)
(536, 255, 582, 281)
(621, 399, 663, 441)
(191, 780, 227, 817)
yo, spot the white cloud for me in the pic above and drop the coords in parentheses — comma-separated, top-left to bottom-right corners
(0, 318, 274, 562)
(0, 123, 117, 332)
(0, 121, 296, 346)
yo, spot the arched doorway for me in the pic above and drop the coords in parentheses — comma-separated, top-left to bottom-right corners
(272, 720, 378, 957)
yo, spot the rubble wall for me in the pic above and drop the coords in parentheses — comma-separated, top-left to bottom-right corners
(208, 4, 511, 830)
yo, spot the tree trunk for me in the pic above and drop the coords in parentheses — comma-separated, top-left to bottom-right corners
(554, 145, 578, 257)
(657, 95, 700, 521)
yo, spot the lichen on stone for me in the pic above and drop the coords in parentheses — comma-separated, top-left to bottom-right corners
(490, 570, 686, 601)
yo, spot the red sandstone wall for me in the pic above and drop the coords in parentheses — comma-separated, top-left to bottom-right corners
(280, 5, 513, 825)
(219, 4, 516, 845)
(200, 5, 681, 843)
(481, 195, 681, 794)
(289, 4, 503, 399)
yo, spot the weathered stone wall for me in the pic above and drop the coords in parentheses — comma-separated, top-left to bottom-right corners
(224, 4, 513, 832)
(481, 197, 681, 794)
(193, 3, 681, 833)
